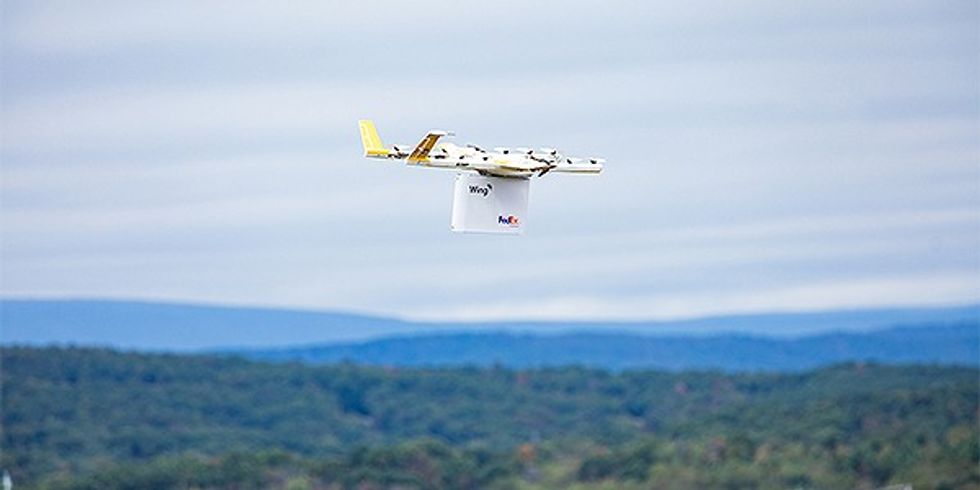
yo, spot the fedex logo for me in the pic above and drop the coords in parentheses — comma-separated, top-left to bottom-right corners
(498, 215, 520, 227)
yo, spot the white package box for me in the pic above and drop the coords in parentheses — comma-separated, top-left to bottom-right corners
(450, 173, 529, 234)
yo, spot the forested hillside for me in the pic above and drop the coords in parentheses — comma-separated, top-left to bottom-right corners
(3, 347, 977, 489)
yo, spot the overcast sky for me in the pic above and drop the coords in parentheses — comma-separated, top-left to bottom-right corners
(2, 1, 977, 321)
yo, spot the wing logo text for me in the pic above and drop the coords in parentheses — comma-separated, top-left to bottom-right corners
(469, 183, 493, 197)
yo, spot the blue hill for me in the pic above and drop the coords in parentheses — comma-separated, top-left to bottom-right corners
(0, 300, 407, 349)
(234, 324, 978, 371)
(1, 300, 977, 366)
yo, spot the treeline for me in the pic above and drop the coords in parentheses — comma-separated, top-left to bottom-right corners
(2, 347, 977, 489)
(36, 433, 979, 490)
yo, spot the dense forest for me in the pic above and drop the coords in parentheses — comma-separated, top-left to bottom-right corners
(2, 347, 978, 489)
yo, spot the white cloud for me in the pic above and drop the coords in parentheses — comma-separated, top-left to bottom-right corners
(407, 271, 980, 322)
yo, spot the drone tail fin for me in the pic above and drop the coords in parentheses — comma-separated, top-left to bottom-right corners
(359, 120, 390, 157)
(407, 130, 448, 163)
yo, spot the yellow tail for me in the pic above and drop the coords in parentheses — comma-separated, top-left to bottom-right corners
(358, 120, 390, 157)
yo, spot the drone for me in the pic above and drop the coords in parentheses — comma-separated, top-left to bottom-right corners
(359, 120, 604, 234)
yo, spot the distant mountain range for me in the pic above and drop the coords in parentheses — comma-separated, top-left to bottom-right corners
(1, 299, 976, 371)
(0, 299, 980, 351)
(233, 324, 978, 371)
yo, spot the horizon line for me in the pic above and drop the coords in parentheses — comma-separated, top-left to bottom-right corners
(2, 295, 978, 326)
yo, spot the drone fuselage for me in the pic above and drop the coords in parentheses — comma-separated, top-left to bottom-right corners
(358, 120, 603, 234)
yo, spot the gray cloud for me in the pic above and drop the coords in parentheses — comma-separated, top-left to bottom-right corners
(2, 0, 977, 321)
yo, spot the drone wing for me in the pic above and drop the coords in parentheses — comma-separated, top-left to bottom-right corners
(550, 157, 605, 174)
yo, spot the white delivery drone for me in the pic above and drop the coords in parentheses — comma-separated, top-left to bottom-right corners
(359, 120, 604, 234)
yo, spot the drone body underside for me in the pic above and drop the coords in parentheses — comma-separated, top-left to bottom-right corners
(359, 120, 603, 234)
